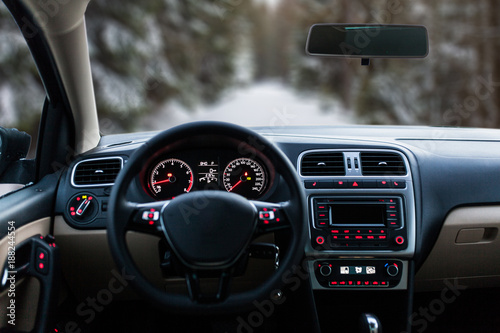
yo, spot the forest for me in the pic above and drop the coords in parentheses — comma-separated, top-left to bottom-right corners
(0, 0, 499, 135)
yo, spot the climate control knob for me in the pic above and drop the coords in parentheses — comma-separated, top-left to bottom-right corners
(319, 264, 332, 277)
(386, 263, 399, 277)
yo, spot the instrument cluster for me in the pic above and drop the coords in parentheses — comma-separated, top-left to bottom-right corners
(142, 149, 274, 200)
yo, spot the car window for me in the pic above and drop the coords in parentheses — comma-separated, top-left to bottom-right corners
(0, 5, 44, 196)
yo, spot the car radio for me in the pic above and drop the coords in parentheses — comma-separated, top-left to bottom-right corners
(310, 196, 407, 251)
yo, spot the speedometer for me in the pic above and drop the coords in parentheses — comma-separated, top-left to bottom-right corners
(149, 158, 193, 200)
(223, 158, 266, 199)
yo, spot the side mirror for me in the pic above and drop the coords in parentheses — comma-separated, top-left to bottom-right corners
(0, 127, 32, 179)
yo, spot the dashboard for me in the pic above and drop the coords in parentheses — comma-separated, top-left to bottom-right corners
(50, 124, 500, 331)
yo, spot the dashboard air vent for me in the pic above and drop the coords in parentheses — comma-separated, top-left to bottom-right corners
(72, 157, 123, 186)
(360, 152, 406, 176)
(301, 152, 345, 176)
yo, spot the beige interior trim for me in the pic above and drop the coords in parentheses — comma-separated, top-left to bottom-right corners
(20, 0, 100, 154)
(416, 205, 500, 291)
(0, 218, 50, 330)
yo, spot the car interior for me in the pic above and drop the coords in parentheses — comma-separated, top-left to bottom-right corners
(1, 0, 500, 333)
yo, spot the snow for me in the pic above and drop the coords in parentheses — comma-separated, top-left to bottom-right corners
(140, 81, 354, 130)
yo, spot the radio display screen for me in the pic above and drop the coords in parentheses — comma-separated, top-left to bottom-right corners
(330, 203, 386, 226)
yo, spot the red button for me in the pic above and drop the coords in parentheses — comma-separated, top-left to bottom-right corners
(316, 236, 325, 245)
(395, 236, 405, 245)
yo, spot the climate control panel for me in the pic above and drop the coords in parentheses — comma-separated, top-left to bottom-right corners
(313, 259, 405, 289)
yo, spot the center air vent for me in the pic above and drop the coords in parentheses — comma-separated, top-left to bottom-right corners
(360, 152, 406, 176)
(72, 157, 123, 187)
(301, 152, 345, 176)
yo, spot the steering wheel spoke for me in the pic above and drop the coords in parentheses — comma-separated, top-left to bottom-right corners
(126, 201, 170, 236)
(185, 269, 233, 303)
(251, 200, 291, 235)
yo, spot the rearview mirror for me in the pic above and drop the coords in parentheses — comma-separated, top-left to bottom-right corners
(306, 24, 428, 58)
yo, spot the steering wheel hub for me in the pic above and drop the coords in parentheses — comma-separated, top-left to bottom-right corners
(161, 191, 257, 269)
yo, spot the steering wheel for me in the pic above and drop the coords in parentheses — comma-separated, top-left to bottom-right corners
(107, 122, 306, 314)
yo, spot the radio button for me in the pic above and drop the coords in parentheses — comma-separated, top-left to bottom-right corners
(377, 180, 391, 188)
(390, 180, 406, 188)
(332, 180, 348, 188)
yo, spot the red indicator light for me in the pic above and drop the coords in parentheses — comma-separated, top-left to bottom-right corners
(39, 263, 44, 269)
(318, 264, 321, 267)
(316, 236, 325, 245)
(364, 281, 369, 285)
(78, 210, 82, 214)
(332, 230, 339, 233)
(39, 253, 45, 260)
(390, 214, 396, 217)
(344, 236, 350, 239)
(344, 230, 349, 233)
(368, 230, 372, 233)
(355, 236, 362, 239)
(340, 281, 346, 285)
(356, 281, 362, 285)
(55, 329, 59, 332)
(273, 208, 277, 212)
(338, 181, 343, 185)
(330, 281, 338, 285)
(394, 263, 398, 268)
(348, 281, 353, 285)
(390, 199, 393, 202)
(148, 213, 154, 218)
(318, 206, 325, 209)
(333, 236, 338, 239)
(71, 212, 76, 216)
(40, 236, 44, 239)
(263, 208, 267, 211)
(373, 281, 379, 285)
(70, 207, 75, 211)
(367, 236, 374, 239)
(381, 181, 387, 185)
(264, 220, 270, 224)
(76, 197, 81, 201)
(149, 221, 154, 225)
(244, 172, 248, 176)
(380, 230, 385, 233)
(329, 264, 332, 267)
(379, 236, 387, 239)
(89, 196, 93, 200)
(389, 206, 396, 209)
(381, 281, 387, 285)
(150, 209, 155, 212)
(276, 218, 280, 222)
(167, 173, 173, 177)
(356, 230, 361, 233)
(319, 214, 326, 217)
(353, 182, 359, 187)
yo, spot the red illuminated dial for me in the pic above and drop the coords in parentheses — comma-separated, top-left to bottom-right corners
(149, 158, 193, 200)
(223, 158, 266, 199)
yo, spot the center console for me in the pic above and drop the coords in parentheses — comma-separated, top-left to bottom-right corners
(299, 148, 416, 332)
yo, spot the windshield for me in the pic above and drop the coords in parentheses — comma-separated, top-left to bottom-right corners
(1, 0, 500, 134)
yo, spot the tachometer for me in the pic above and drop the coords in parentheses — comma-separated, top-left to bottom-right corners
(149, 158, 193, 200)
(223, 158, 266, 199)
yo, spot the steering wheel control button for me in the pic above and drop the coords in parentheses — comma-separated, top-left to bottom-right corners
(259, 211, 275, 220)
(395, 236, 405, 245)
(385, 263, 399, 277)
